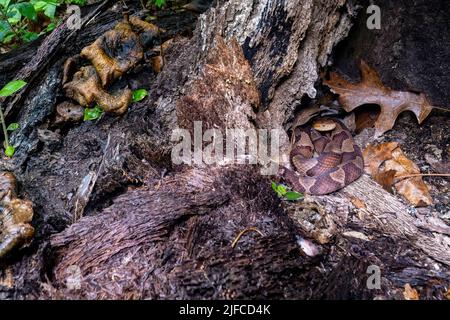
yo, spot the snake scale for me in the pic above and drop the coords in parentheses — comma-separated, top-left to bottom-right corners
(280, 120, 364, 195)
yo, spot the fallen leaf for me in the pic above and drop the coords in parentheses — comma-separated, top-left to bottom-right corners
(384, 148, 433, 207)
(363, 142, 399, 176)
(374, 169, 397, 192)
(403, 284, 420, 300)
(324, 61, 433, 137)
(363, 142, 433, 207)
(445, 288, 450, 300)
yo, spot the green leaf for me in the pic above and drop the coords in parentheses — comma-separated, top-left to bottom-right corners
(154, 0, 166, 8)
(83, 105, 103, 121)
(21, 31, 39, 42)
(132, 89, 148, 102)
(32, 1, 48, 12)
(271, 181, 277, 192)
(44, 21, 56, 32)
(16, 2, 37, 21)
(277, 184, 287, 196)
(2, 31, 14, 43)
(7, 7, 21, 24)
(0, 20, 12, 42)
(43, 3, 56, 18)
(0, 80, 27, 97)
(4, 145, 14, 158)
(6, 122, 19, 131)
(284, 191, 303, 201)
(65, 0, 87, 5)
(0, 0, 11, 9)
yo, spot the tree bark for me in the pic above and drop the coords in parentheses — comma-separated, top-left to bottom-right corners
(0, 0, 449, 300)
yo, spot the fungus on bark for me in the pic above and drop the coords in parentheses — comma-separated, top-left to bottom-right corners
(0, 172, 34, 260)
(63, 66, 132, 115)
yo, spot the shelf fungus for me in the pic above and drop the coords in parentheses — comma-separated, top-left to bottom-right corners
(63, 66, 132, 115)
(81, 21, 143, 87)
(62, 17, 164, 116)
(0, 172, 34, 260)
(129, 16, 164, 49)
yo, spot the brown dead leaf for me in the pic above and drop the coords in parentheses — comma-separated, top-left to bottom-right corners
(384, 148, 433, 207)
(403, 284, 420, 300)
(363, 143, 433, 207)
(374, 169, 397, 192)
(445, 288, 450, 300)
(363, 142, 399, 175)
(324, 61, 433, 137)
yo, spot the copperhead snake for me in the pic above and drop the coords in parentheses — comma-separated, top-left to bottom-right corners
(280, 119, 364, 195)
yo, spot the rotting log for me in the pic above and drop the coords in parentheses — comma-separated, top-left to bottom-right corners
(0, 0, 449, 300)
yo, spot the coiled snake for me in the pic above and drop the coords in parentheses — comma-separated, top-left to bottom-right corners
(280, 120, 364, 195)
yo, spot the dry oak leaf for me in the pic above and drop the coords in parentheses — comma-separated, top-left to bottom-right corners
(445, 288, 450, 300)
(324, 61, 433, 137)
(403, 284, 420, 300)
(363, 142, 399, 176)
(363, 143, 433, 207)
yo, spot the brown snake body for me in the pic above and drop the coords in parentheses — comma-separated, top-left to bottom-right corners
(280, 120, 364, 195)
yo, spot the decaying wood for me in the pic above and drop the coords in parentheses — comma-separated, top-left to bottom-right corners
(0, 0, 448, 300)
(3, 0, 116, 118)
(46, 168, 450, 299)
(308, 175, 450, 266)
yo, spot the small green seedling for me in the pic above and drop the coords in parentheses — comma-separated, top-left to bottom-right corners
(0, 79, 27, 157)
(4, 145, 14, 157)
(83, 105, 103, 121)
(154, 0, 166, 9)
(7, 122, 19, 131)
(1, 0, 86, 45)
(132, 88, 148, 102)
(271, 181, 303, 201)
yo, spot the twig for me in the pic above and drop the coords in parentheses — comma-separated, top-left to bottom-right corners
(432, 106, 450, 113)
(394, 173, 450, 182)
(0, 106, 10, 149)
(231, 227, 264, 249)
